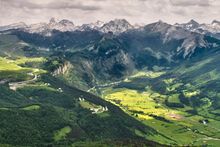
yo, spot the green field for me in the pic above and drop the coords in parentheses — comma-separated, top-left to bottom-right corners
(0, 57, 46, 81)
(21, 105, 41, 111)
(54, 126, 72, 141)
(98, 70, 220, 146)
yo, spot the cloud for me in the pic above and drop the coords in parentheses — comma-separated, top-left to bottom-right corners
(46, 1, 100, 10)
(1, 0, 100, 10)
(0, 0, 220, 26)
(171, 9, 187, 16)
(170, 0, 210, 7)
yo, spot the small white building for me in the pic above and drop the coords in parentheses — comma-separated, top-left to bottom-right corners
(57, 88, 63, 93)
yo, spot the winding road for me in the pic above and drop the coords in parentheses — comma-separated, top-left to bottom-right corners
(9, 74, 38, 91)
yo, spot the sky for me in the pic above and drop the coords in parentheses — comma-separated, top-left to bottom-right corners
(0, 0, 220, 26)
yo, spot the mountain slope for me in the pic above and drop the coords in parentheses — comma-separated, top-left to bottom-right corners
(0, 52, 164, 146)
(6, 20, 220, 89)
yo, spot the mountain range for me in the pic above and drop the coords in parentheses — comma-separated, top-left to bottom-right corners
(0, 18, 134, 36)
(1, 18, 220, 37)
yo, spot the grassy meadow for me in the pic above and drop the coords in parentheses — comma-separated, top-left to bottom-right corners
(99, 70, 220, 146)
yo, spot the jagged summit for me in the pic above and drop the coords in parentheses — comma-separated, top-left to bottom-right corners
(145, 20, 171, 33)
(59, 19, 74, 25)
(212, 20, 220, 25)
(175, 19, 200, 32)
(148, 20, 170, 27)
(76, 20, 105, 31)
(23, 18, 75, 36)
(174, 19, 220, 39)
(93, 20, 105, 28)
(188, 19, 199, 25)
(0, 22, 27, 31)
(100, 19, 134, 34)
(212, 20, 220, 24)
(49, 17, 56, 24)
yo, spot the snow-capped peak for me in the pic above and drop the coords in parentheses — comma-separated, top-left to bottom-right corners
(100, 19, 134, 34)
(196, 21, 220, 36)
(174, 19, 220, 39)
(148, 20, 171, 33)
(93, 21, 105, 28)
(212, 20, 220, 25)
(47, 18, 75, 31)
(188, 19, 199, 26)
(49, 17, 56, 25)
(76, 20, 105, 31)
(25, 18, 75, 36)
(175, 19, 200, 32)
(59, 19, 74, 26)
(0, 22, 27, 31)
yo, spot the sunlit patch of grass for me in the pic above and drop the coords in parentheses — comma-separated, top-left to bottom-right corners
(0, 57, 45, 71)
(163, 78, 184, 92)
(163, 78, 175, 85)
(0, 57, 47, 80)
(54, 126, 72, 141)
(0, 108, 10, 111)
(168, 94, 180, 104)
(97, 112, 111, 118)
(130, 71, 165, 79)
(22, 84, 58, 93)
(15, 57, 46, 65)
(0, 57, 23, 71)
(137, 114, 154, 120)
(21, 105, 40, 111)
(175, 58, 213, 74)
(80, 101, 100, 110)
(166, 83, 183, 92)
(104, 88, 176, 120)
(80, 100, 108, 114)
(183, 90, 200, 98)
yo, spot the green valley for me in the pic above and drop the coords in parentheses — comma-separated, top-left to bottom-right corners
(1, 17, 220, 147)
(89, 69, 220, 146)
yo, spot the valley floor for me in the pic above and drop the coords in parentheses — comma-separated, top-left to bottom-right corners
(89, 70, 220, 146)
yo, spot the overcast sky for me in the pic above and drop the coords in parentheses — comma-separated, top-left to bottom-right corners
(0, 0, 220, 26)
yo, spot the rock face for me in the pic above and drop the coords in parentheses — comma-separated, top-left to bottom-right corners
(0, 22, 27, 32)
(52, 61, 72, 76)
(25, 18, 75, 36)
(100, 19, 134, 35)
(175, 19, 200, 32)
(175, 19, 220, 39)
(76, 21, 105, 31)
